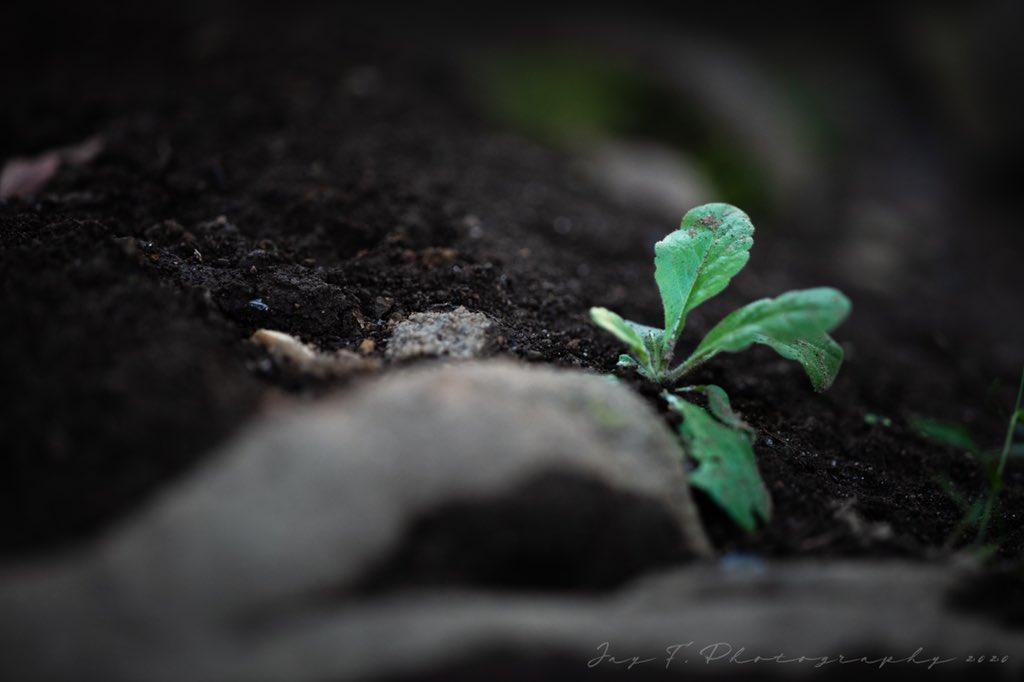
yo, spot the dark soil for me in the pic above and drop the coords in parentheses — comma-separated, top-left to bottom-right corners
(1, 1, 1022, 569)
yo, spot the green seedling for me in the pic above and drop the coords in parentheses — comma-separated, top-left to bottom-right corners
(590, 203, 850, 388)
(913, 369, 1024, 548)
(864, 413, 892, 427)
(590, 203, 850, 531)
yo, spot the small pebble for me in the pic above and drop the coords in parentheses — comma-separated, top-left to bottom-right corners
(250, 328, 380, 376)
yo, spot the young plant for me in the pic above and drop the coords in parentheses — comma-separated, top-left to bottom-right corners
(912, 368, 1024, 549)
(590, 203, 850, 388)
(590, 203, 851, 531)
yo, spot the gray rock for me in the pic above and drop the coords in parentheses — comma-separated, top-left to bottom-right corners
(0, 360, 710, 680)
(7, 557, 1022, 681)
(386, 306, 493, 360)
(581, 140, 714, 224)
(217, 560, 1024, 681)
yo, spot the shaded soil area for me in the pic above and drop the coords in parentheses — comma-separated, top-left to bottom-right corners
(1, 1, 1022, 565)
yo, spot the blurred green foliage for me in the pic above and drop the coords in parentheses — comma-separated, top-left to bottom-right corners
(471, 50, 644, 143)
(468, 48, 772, 213)
(914, 369, 1024, 549)
(911, 416, 980, 453)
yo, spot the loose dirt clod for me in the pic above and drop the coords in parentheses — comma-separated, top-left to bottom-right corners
(386, 306, 493, 360)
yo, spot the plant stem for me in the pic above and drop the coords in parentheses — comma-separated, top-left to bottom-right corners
(976, 494, 996, 544)
(996, 367, 1024, 480)
(663, 354, 707, 384)
(974, 367, 1024, 545)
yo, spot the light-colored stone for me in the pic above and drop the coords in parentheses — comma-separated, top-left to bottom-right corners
(386, 306, 493, 359)
(4, 557, 1021, 681)
(250, 328, 379, 376)
(581, 141, 714, 223)
(217, 560, 1024, 681)
(0, 360, 710, 680)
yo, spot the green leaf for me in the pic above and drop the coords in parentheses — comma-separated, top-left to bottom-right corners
(590, 307, 650, 366)
(684, 288, 850, 390)
(864, 413, 892, 427)
(665, 394, 770, 532)
(655, 203, 754, 346)
(935, 476, 971, 512)
(761, 332, 845, 392)
(677, 384, 754, 433)
(947, 499, 986, 546)
(964, 499, 986, 527)
(911, 416, 979, 453)
(628, 321, 665, 366)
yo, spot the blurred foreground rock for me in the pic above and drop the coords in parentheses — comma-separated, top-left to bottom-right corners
(3, 361, 1018, 681)
(220, 560, 1024, 681)
(4, 552, 1022, 680)
(0, 360, 710, 680)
